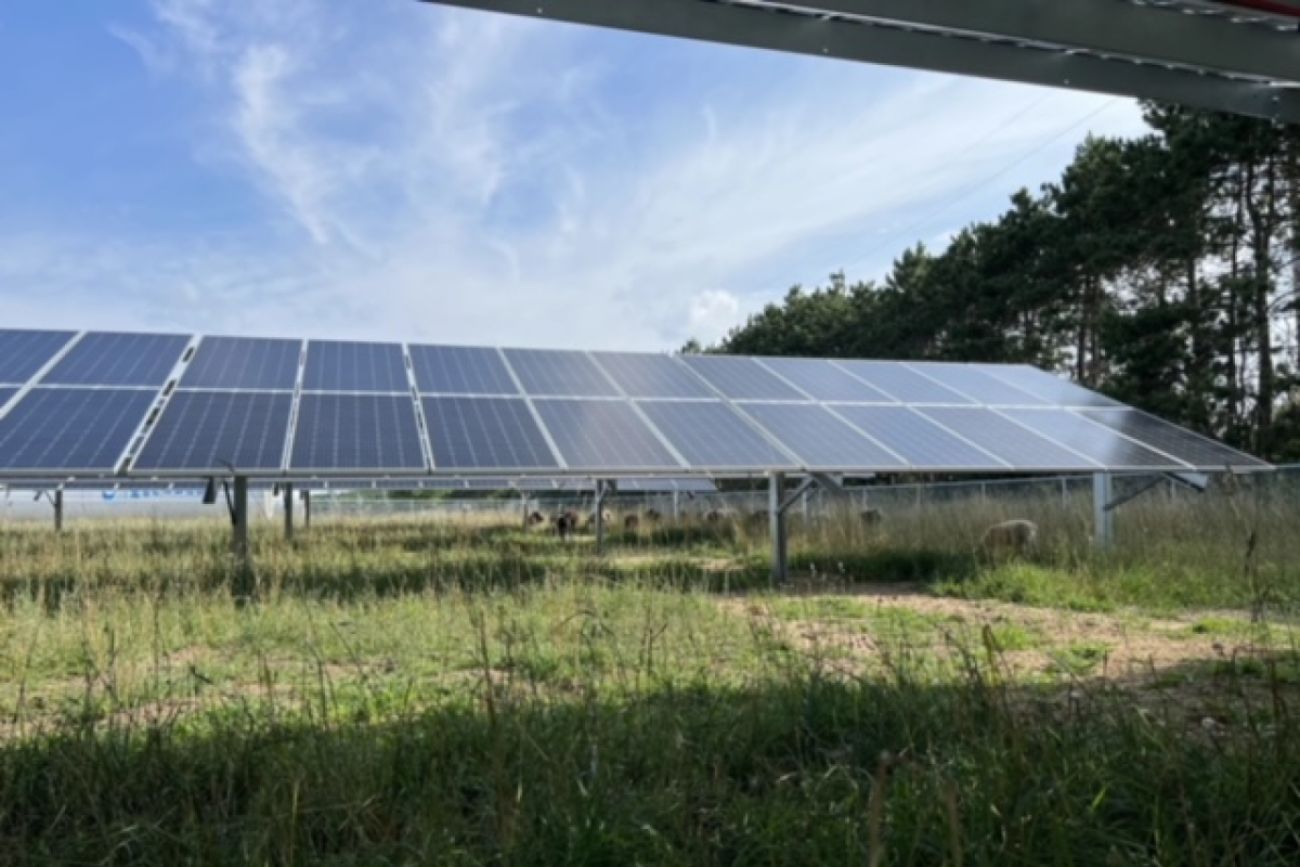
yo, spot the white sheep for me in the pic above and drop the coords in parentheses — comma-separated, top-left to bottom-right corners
(981, 519, 1038, 556)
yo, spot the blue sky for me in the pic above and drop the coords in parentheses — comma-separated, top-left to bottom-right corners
(0, 0, 1150, 351)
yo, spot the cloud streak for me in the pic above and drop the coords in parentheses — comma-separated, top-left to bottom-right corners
(3, 0, 1150, 350)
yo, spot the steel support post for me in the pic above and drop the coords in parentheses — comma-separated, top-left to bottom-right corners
(769, 473, 787, 583)
(53, 489, 64, 533)
(231, 476, 253, 598)
(1093, 472, 1114, 549)
(302, 490, 311, 530)
(671, 490, 680, 521)
(283, 483, 294, 541)
(594, 480, 607, 554)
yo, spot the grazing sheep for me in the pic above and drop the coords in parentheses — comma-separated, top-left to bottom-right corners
(584, 509, 614, 532)
(554, 510, 578, 541)
(860, 508, 883, 527)
(745, 510, 769, 530)
(981, 519, 1038, 556)
(526, 510, 546, 527)
(624, 514, 640, 531)
(644, 508, 662, 522)
(704, 509, 724, 524)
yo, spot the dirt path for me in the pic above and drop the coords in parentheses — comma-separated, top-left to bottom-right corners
(718, 583, 1293, 684)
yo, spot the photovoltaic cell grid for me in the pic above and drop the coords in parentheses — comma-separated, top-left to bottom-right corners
(909, 363, 1050, 406)
(504, 349, 620, 397)
(0, 388, 16, 412)
(833, 361, 973, 404)
(918, 407, 1098, 470)
(303, 341, 409, 393)
(831, 405, 1007, 469)
(42, 332, 190, 387)
(758, 357, 894, 402)
(739, 403, 907, 470)
(0, 329, 75, 384)
(134, 391, 292, 471)
(533, 399, 682, 470)
(591, 352, 714, 398)
(0, 388, 157, 470)
(999, 408, 1187, 469)
(985, 365, 1119, 408)
(421, 397, 559, 470)
(291, 394, 426, 470)
(181, 337, 301, 390)
(1080, 409, 1269, 469)
(681, 355, 807, 400)
(409, 345, 518, 395)
(637, 400, 795, 469)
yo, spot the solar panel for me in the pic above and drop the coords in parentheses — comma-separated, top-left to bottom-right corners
(637, 400, 795, 469)
(290, 393, 427, 470)
(911, 363, 1050, 406)
(533, 399, 682, 469)
(1079, 409, 1269, 469)
(918, 407, 1099, 470)
(831, 405, 1007, 469)
(42, 332, 189, 387)
(0, 388, 15, 411)
(303, 341, 409, 393)
(180, 337, 301, 390)
(998, 408, 1187, 469)
(982, 365, 1119, 407)
(833, 361, 974, 404)
(409, 345, 518, 395)
(681, 355, 807, 400)
(616, 477, 719, 493)
(503, 349, 620, 397)
(0, 329, 76, 384)
(133, 391, 292, 471)
(739, 403, 907, 469)
(421, 397, 559, 470)
(758, 358, 894, 402)
(0, 388, 157, 471)
(591, 352, 715, 398)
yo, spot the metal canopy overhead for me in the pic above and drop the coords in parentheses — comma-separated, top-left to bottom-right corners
(417, 0, 1300, 123)
(0, 329, 1269, 483)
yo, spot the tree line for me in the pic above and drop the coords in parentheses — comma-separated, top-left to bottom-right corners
(701, 106, 1300, 461)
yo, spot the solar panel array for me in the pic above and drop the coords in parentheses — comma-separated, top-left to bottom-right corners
(0, 328, 1270, 480)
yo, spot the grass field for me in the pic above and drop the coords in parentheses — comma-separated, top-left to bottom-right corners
(1, 485, 1298, 865)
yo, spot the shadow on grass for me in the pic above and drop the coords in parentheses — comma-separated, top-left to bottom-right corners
(1, 671, 1297, 866)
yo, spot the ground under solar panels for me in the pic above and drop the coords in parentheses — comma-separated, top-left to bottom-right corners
(0, 327, 1272, 479)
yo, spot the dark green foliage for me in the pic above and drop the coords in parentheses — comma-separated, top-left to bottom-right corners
(708, 108, 1300, 461)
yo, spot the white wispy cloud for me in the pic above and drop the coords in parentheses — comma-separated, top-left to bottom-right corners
(5, 0, 1149, 350)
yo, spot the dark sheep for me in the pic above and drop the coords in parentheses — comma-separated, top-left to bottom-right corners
(526, 510, 546, 527)
(554, 510, 578, 541)
(860, 508, 883, 527)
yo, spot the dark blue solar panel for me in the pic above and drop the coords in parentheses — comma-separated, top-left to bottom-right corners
(134, 391, 292, 471)
(739, 403, 907, 470)
(999, 408, 1186, 469)
(831, 405, 1006, 469)
(408, 344, 518, 395)
(591, 352, 715, 398)
(422, 397, 559, 470)
(303, 341, 409, 392)
(533, 399, 682, 469)
(0, 388, 15, 411)
(979, 365, 1117, 407)
(759, 358, 894, 402)
(180, 337, 301, 390)
(1079, 409, 1269, 469)
(834, 361, 974, 404)
(42, 332, 190, 387)
(636, 400, 795, 469)
(919, 407, 1098, 470)
(0, 329, 76, 384)
(912, 363, 1050, 405)
(503, 349, 620, 397)
(0, 387, 157, 470)
(290, 394, 427, 470)
(681, 356, 806, 400)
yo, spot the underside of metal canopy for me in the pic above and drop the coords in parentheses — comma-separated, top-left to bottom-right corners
(418, 0, 1300, 123)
